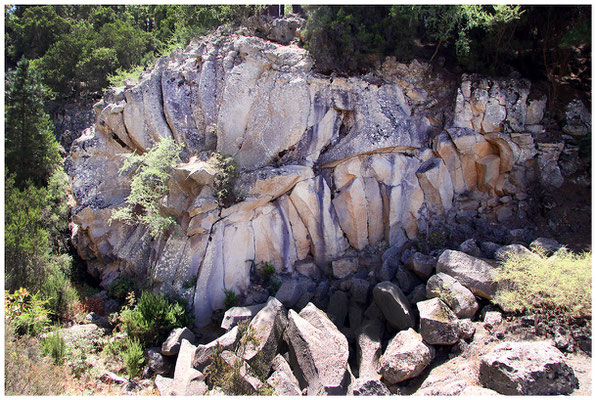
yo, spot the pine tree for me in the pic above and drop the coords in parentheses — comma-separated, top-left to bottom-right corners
(5, 58, 61, 188)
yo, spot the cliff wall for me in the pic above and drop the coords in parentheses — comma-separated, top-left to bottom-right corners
(66, 28, 587, 328)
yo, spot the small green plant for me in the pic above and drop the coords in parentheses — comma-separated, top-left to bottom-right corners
(494, 247, 592, 318)
(41, 329, 66, 365)
(101, 336, 126, 358)
(107, 64, 146, 87)
(5, 323, 72, 395)
(183, 276, 196, 290)
(223, 289, 239, 310)
(110, 137, 183, 237)
(205, 322, 265, 394)
(123, 336, 145, 378)
(209, 152, 241, 208)
(261, 262, 276, 283)
(107, 276, 136, 300)
(5, 288, 52, 336)
(119, 291, 191, 347)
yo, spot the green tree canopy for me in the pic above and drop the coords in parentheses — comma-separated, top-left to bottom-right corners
(5, 58, 61, 187)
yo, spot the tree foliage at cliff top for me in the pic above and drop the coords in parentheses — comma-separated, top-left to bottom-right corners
(303, 5, 590, 95)
(4, 4, 264, 98)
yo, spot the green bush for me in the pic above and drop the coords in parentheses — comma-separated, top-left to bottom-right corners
(107, 276, 137, 301)
(223, 289, 239, 311)
(494, 247, 592, 318)
(119, 291, 191, 346)
(110, 137, 182, 237)
(209, 152, 241, 208)
(41, 329, 66, 365)
(123, 337, 145, 378)
(260, 262, 276, 283)
(5, 289, 52, 337)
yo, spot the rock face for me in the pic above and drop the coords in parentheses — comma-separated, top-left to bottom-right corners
(479, 341, 579, 395)
(66, 26, 569, 328)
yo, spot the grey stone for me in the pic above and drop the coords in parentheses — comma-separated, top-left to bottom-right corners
(459, 238, 483, 258)
(395, 264, 422, 295)
(154, 375, 174, 395)
(242, 297, 288, 376)
(426, 273, 478, 318)
(220, 351, 263, 394)
(350, 378, 391, 395)
(417, 298, 461, 345)
(332, 257, 359, 279)
(286, 303, 351, 395)
(436, 250, 499, 299)
(363, 302, 385, 322)
(267, 370, 302, 396)
(356, 320, 383, 380)
(161, 327, 196, 356)
(171, 339, 208, 395)
(563, 98, 591, 137)
(327, 290, 349, 328)
(271, 354, 300, 387)
(458, 318, 476, 340)
(404, 252, 436, 280)
(378, 328, 434, 384)
(372, 281, 415, 330)
(480, 241, 501, 259)
(494, 243, 533, 262)
(220, 303, 267, 331)
(350, 278, 370, 304)
(479, 341, 579, 395)
(275, 278, 306, 309)
(530, 237, 563, 255)
(295, 260, 321, 280)
(192, 326, 239, 371)
(483, 310, 503, 331)
(407, 284, 427, 305)
(147, 347, 175, 376)
(376, 258, 399, 282)
(460, 386, 501, 396)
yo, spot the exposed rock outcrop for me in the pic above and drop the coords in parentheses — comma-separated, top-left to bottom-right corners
(66, 27, 573, 329)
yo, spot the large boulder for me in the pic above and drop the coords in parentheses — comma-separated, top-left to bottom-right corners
(146, 347, 175, 376)
(378, 328, 434, 384)
(170, 339, 208, 395)
(372, 281, 415, 330)
(161, 327, 195, 356)
(356, 320, 384, 380)
(404, 252, 436, 280)
(266, 354, 301, 395)
(417, 298, 461, 345)
(192, 326, 239, 371)
(479, 341, 579, 395)
(241, 297, 288, 375)
(220, 303, 267, 331)
(436, 250, 499, 299)
(426, 272, 478, 318)
(285, 303, 351, 395)
(350, 378, 391, 396)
